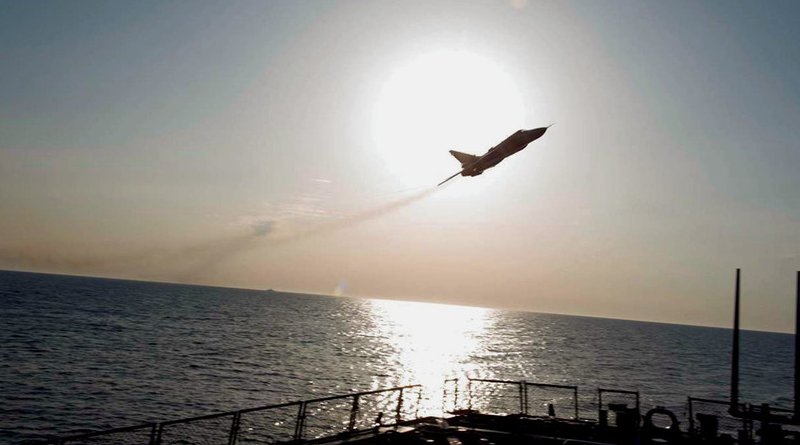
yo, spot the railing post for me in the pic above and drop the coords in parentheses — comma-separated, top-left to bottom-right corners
(442, 379, 457, 414)
(453, 379, 459, 411)
(395, 388, 404, 424)
(442, 381, 449, 414)
(467, 379, 473, 411)
(731, 268, 741, 414)
(294, 402, 306, 441)
(519, 381, 526, 415)
(348, 395, 360, 432)
(155, 424, 166, 445)
(228, 412, 241, 445)
(415, 388, 422, 419)
(573, 387, 579, 419)
(442, 377, 458, 416)
(794, 270, 799, 419)
(598, 389, 603, 420)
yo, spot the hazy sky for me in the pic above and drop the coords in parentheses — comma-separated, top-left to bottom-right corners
(2, 0, 799, 331)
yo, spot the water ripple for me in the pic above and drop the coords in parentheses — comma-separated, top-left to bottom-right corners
(0, 270, 793, 444)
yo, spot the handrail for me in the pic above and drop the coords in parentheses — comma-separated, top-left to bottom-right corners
(598, 388, 640, 412)
(466, 378, 580, 419)
(466, 378, 524, 414)
(469, 377, 522, 385)
(238, 399, 303, 415)
(39, 384, 423, 445)
(158, 408, 239, 426)
(526, 382, 579, 391)
(302, 383, 422, 405)
(290, 385, 422, 440)
(38, 378, 796, 445)
(524, 381, 580, 419)
(443, 378, 460, 413)
(156, 410, 239, 445)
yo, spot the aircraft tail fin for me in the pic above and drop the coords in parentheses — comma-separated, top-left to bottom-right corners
(449, 150, 478, 167)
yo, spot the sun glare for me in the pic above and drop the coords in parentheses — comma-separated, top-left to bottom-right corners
(372, 51, 526, 187)
(367, 299, 493, 414)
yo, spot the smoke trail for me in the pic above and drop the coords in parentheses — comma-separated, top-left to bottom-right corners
(264, 187, 437, 244)
(0, 187, 439, 280)
(175, 187, 438, 277)
(0, 235, 256, 281)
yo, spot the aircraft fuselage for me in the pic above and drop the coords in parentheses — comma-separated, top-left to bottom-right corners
(438, 126, 550, 186)
(460, 127, 548, 176)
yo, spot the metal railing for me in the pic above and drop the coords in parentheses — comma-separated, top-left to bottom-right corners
(597, 388, 640, 414)
(525, 382, 579, 419)
(463, 378, 579, 419)
(596, 388, 640, 430)
(687, 397, 749, 440)
(238, 401, 304, 444)
(294, 384, 422, 440)
(466, 378, 525, 414)
(157, 409, 241, 445)
(43, 378, 797, 445)
(37, 384, 422, 445)
(442, 378, 460, 413)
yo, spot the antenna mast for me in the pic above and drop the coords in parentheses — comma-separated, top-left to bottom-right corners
(730, 268, 741, 414)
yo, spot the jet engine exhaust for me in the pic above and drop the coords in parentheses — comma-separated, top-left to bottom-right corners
(266, 187, 437, 245)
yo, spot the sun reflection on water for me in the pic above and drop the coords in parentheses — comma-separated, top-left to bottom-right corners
(367, 299, 494, 414)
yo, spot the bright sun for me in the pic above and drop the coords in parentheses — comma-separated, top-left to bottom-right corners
(372, 50, 526, 187)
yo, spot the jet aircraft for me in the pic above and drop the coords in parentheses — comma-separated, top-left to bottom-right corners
(438, 125, 552, 186)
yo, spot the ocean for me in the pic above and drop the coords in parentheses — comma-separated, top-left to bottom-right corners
(0, 270, 794, 444)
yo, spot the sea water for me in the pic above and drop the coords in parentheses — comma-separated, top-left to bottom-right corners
(0, 270, 793, 443)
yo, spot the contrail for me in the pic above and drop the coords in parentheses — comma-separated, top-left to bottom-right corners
(264, 187, 437, 244)
(0, 235, 255, 281)
(0, 187, 439, 280)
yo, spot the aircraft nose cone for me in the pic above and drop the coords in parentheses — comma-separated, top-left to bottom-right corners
(529, 125, 551, 139)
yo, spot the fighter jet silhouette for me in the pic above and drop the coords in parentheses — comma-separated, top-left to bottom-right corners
(438, 125, 552, 186)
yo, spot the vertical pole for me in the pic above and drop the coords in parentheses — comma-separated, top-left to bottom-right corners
(453, 379, 459, 411)
(155, 424, 165, 445)
(348, 395, 359, 432)
(442, 382, 447, 414)
(228, 412, 241, 445)
(524, 383, 529, 415)
(795, 271, 799, 418)
(294, 402, 306, 441)
(574, 387, 579, 420)
(467, 379, 473, 412)
(598, 389, 603, 421)
(415, 389, 422, 419)
(395, 388, 404, 424)
(731, 268, 741, 413)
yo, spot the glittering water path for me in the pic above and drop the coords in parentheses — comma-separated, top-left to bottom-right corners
(1, 271, 793, 443)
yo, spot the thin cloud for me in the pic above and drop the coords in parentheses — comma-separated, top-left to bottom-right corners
(252, 220, 276, 237)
